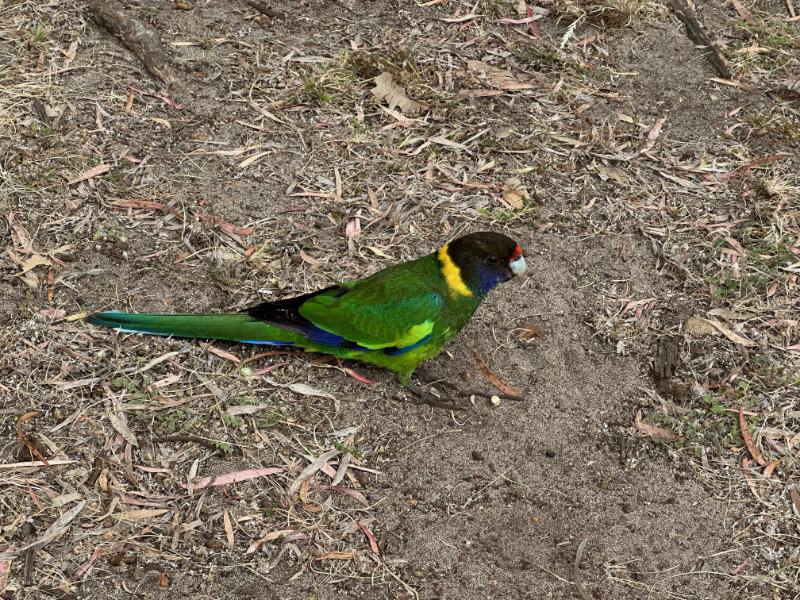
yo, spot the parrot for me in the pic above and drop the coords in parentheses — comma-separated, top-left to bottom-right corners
(88, 231, 527, 406)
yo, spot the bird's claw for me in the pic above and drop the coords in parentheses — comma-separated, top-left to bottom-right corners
(412, 372, 525, 405)
(402, 378, 524, 410)
(402, 383, 466, 411)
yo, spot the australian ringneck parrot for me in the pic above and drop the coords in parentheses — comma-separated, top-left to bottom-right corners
(88, 232, 527, 387)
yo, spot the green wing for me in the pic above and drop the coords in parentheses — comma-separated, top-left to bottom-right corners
(299, 273, 443, 351)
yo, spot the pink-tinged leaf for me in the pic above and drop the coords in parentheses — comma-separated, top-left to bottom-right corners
(181, 467, 283, 490)
(0, 547, 12, 592)
(730, 558, 749, 575)
(635, 411, 678, 441)
(647, 117, 667, 140)
(153, 372, 182, 388)
(215, 219, 255, 236)
(39, 309, 66, 319)
(345, 216, 361, 238)
(299, 249, 320, 265)
(527, 6, 540, 37)
(763, 459, 780, 479)
(127, 86, 183, 109)
(440, 13, 476, 22)
(496, 16, 538, 23)
(358, 522, 380, 554)
(465, 343, 522, 398)
(252, 362, 290, 376)
(329, 485, 369, 506)
(739, 406, 767, 466)
(7, 212, 33, 252)
(75, 546, 101, 578)
(343, 368, 377, 384)
(200, 342, 241, 363)
(246, 529, 301, 554)
(67, 164, 110, 185)
(726, 154, 792, 179)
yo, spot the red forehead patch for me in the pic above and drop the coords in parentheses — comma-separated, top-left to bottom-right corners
(510, 245, 522, 260)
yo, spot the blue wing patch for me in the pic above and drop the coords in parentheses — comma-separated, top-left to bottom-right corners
(383, 334, 432, 356)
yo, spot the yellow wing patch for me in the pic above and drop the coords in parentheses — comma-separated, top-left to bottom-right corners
(437, 245, 473, 298)
(358, 320, 434, 350)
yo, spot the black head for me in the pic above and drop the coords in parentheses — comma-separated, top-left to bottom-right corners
(440, 232, 527, 296)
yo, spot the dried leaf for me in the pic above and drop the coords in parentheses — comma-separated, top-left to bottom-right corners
(371, 72, 427, 114)
(299, 478, 322, 513)
(0, 550, 12, 592)
(739, 406, 766, 466)
(110, 200, 165, 210)
(238, 150, 271, 168)
(700, 317, 756, 347)
(342, 367, 377, 384)
(466, 60, 534, 91)
(359, 522, 380, 554)
(647, 116, 667, 140)
(107, 412, 139, 447)
(512, 323, 544, 342)
(501, 177, 529, 209)
(314, 550, 357, 561)
(763, 459, 780, 479)
(635, 411, 678, 441)
(346, 216, 361, 239)
(465, 343, 522, 398)
(181, 467, 283, 490)
(367, 246, 393, 259)
(114, 508, 171, 521)
(790, 489, 800, 515)
(288, 448, 340, 496)
(11, 500, 87, 554)
(288, 383, 334, 400)
(246, 529, 300, 554)
(7, 212, 33, 252)
(223, 510, 234, 549)
(67, 163, 110, 185)
(200, 342, 241, 363)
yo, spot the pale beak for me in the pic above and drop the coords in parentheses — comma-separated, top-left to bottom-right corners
(510, 254, 527, 276)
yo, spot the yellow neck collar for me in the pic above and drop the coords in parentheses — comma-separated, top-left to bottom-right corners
(437, 245, 474, 298)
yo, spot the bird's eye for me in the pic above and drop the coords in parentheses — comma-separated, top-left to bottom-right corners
(485, 256, 499, 265)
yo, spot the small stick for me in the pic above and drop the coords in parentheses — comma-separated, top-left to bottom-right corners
(90, 0, 175, 86)
(574, 538, 590, 600)
(668, 0, 732, 79)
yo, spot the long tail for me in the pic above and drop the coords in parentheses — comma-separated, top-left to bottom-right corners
(86, 311, 297, 345)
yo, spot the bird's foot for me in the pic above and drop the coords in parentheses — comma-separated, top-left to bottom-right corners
(403, 383, 466, 411)
(403, 373, 524, 410)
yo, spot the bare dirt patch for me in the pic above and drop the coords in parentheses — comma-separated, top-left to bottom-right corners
(1, 1, 798, 599)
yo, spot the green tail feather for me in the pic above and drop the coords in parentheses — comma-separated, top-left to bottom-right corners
(86, 311, 296, 345)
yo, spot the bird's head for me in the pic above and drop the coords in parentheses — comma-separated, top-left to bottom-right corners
(438, 231, 527, 297)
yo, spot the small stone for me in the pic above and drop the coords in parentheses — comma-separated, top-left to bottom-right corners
(490, 395, 501, 406)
